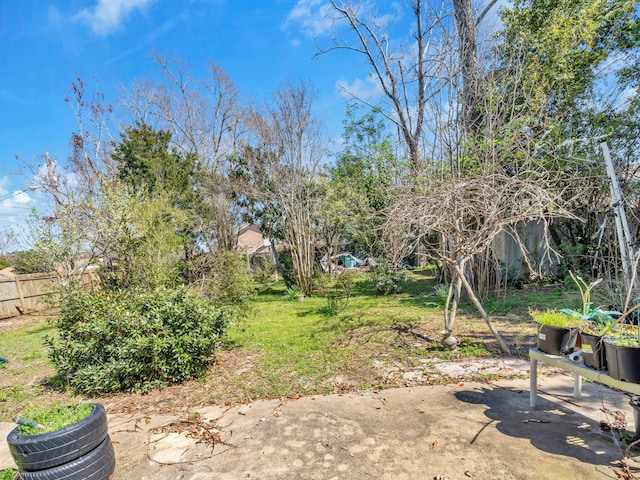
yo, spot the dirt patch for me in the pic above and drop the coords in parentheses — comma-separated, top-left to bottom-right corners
(0, 311, 56, 330)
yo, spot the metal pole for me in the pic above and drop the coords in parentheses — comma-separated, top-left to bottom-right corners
(601, 142, 635, 293)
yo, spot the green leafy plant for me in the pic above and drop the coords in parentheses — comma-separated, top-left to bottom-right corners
(605, 324, 640, 347)
(286, 286, 305, 301)
(46, 286, 226, 395)
(369, 266, 405, 296)
(321, 272, 355, 316)
(0, 469, 17, 480)
(278, 251, 297, 289)
(16, 402, 92, 435)
(433, 284, 450, 307)
(559, 271, 620, 336)
(201, 250, 255, 324)
(559, 271, 619, 321)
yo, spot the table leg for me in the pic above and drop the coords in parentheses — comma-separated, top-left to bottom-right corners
(530, 357, 538, 408)
(573, 373, 582, 399)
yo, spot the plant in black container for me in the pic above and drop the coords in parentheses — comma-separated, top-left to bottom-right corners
(530, 308, 582, 355)
(559, 272, 619, 370)
(604, 324, 640, 384)
(580, 319, 616, 370)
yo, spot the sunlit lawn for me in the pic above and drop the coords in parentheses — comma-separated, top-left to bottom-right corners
(0, 268, 581, 419)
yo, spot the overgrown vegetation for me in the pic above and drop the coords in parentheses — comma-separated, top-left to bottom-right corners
(46, 286, 226, 394)
(0, 270, 584, 419)
(9, 0, 639, 408)
(369, 266, 405, 296)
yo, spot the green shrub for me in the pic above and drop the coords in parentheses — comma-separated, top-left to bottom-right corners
(278, 251, 296, 288)
(13, 248, 54, 274)
(321, 272, 355, 315)
(369, 266, 405, 295)
(204, 250, 255, 323)
(47, 286, 226, 395)
(250, 254, 275, 283)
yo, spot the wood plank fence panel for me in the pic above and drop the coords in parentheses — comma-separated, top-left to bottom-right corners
(0, 271, 100, 319)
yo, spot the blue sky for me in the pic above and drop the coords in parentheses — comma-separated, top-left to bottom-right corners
(1, 0, 389, 243)
(0, 0, 507, 248)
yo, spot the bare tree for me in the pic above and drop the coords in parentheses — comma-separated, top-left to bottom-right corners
(121, 54, 248, 251)
(453, 0, 481, 135)
(23, 79, 118, 286)
(317, 1, 439, 171)
(393, 171, 575, 353)
(248, 81, 325, 295)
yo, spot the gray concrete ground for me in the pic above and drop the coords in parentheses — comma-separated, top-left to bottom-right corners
(3, 362, 640, 479)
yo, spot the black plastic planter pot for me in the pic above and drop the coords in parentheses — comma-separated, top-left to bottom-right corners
(604, 341, 640, 384)
(537, 324, 578, 355)
(580, 332, 607, 371)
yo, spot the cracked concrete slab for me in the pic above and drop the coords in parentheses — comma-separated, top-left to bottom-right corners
(2, 370, 640, 479)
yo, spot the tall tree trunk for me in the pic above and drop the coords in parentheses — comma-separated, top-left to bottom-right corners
(453, 0, 482, 136)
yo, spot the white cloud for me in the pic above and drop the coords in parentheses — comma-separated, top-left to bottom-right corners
(0, 177, 10, 198)
(12, 191, 33, 204)
(75, 0, 156, 36)
(284, 0, 335, 37)
(336, 75, 383, 100)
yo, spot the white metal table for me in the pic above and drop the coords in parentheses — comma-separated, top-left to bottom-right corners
(529, 348, 640, 407)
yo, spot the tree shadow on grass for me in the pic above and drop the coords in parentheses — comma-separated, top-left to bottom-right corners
(455, 386, 631, 471)
(311, 312, 440, 350)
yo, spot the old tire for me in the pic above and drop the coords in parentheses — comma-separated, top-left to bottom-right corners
(18, 435, 115, 480)
(7, 403, 108, 471)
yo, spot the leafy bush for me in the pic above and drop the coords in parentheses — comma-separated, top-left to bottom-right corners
(204, 250, 255, 323)
(433, 284, 450, 306)
(13, 248, 54, 274)
(0, 256, 11, 270)
(321, 272, 355, 315)
(250, 254, 275, 283)
(277, 251, 296, 288)
(47, 286, 226, 394)
(369, 266, 405, 295)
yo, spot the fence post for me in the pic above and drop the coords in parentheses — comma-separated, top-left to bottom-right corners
(14, 275, 26, 314)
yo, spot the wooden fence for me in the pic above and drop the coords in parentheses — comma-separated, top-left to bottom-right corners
(0, 271, 100, 319)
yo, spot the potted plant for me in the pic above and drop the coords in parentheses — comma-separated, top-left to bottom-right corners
(580, 316, 617, 370)
(531, 308, 582, 355)
(559, 272, 620, 370)
(6, 402, 115, 479)
(604, 322, 640, 384)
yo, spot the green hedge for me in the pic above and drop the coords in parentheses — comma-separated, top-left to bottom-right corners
(47, 286, 226, 394)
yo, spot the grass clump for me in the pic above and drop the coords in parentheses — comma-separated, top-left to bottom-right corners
(16, 402, 93, 435)
(529, 308, 581, 327)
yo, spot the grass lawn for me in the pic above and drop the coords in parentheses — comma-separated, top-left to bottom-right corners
(0, 268, 583, 418)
